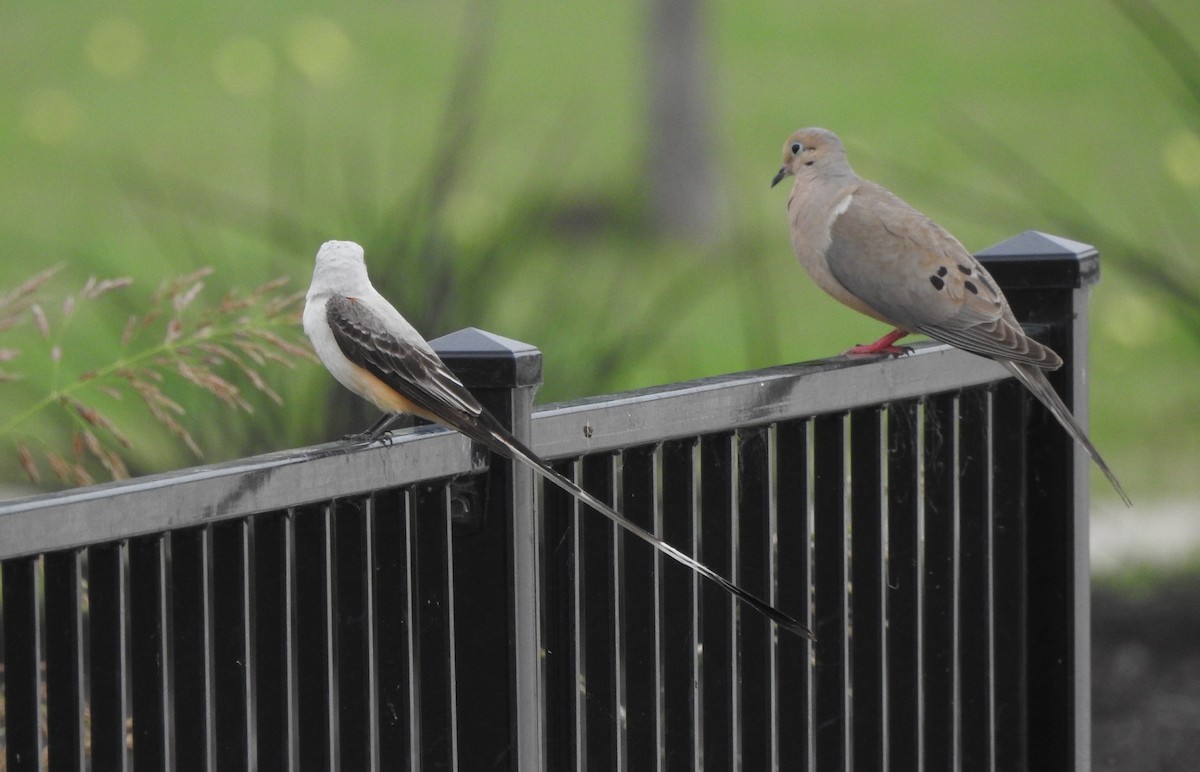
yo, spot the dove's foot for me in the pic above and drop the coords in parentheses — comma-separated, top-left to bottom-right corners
(845, 343, 912, 357)
(844, 328, 911, 357)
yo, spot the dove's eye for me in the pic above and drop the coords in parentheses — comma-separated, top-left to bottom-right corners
(791, 142, 803, 155)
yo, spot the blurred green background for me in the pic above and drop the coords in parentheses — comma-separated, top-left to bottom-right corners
(1, 0, 1197, 510)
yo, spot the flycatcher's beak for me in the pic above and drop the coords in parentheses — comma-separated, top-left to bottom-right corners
(771, 167, 787, 188)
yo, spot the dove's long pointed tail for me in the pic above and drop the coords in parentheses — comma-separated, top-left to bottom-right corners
(1003, 361, 1131, 506)
(455, 415, 814, 639)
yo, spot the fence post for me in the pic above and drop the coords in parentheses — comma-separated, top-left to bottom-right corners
(976, 231, 1098, 772)
(431, 327, 545, 771)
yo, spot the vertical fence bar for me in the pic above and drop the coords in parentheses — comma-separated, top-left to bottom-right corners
(886, 400, 921, 769)
(401, 492, 423, 772)
(371, 488, 418, 771)
(253, 510, 298, 771)
(659, 438, 699, 770)
(698, 433, 735, 771)
(922, 393, 959, 771)
(978, 231, 1097, 771)
(445, 448, 515, 772)
(128, 534, 172, 770)
(849, 407, 885, 771)
(610, 452, 629, 771)
(812, 412, 848, 769)
(333, 497, 374, 771)
(211, 519, 254, 770)
(649, 445, 668, 772)
(169, 527, 215, 772)
(363, 500, 380, 772)
(540, 459, 581, 771)
(412, 483, 458, 769)
(990, 380, 1029, 770)
(619, 445, 661, 769)
(765, 426, 781, 772)
(88, 542, 130, 771)
(44, 550, 86, 771)
(570, 458, 592, 772)
(580, 454, 619, 769)
(958, 386, 996, 770)
(292, 503, 335, 768)
(735, 427, 771, 772)
(2, 558, 42, 771)
(689, 441, 705, 770)
(772, 418, 812, 770)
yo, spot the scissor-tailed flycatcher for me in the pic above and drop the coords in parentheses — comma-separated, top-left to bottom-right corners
(304, 241, 812, 639)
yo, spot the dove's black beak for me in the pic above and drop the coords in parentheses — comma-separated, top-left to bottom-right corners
(771, 167, 787, 188)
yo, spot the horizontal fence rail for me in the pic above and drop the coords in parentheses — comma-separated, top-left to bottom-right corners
(0, 231, 1097, 771)
(0, 348, 1005, 561)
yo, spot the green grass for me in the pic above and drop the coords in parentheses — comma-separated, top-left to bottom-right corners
(0, 0, 1197, 504)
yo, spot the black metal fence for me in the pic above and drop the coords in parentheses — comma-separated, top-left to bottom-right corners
(1, 231, 1098, 770)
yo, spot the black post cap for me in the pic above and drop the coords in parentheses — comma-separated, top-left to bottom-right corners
(975, 231, 1099, 290)
(430, 327, 543, 390)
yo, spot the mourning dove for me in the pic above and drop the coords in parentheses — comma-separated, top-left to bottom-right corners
(304, 241, 812, 637)
(772, 127, 1130, 505)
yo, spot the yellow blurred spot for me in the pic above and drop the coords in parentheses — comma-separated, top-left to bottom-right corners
(286, 16, 353, 88)
(214, 36, 276, 97)
(1163, 130, 1200, 189)
(20, 89, 83, 145)
(85, 18, 146, 78)
(1103, 293, 1162, 348)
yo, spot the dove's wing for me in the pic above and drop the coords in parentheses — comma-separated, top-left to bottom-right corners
(825, 183, 1061, 369)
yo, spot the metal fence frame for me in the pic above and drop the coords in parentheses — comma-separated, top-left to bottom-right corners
(0, 231, 1098, 770)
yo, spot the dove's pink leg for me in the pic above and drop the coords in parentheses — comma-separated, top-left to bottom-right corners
(845, 328, 911, 356)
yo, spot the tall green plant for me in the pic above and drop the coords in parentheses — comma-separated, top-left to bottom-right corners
(0, 265, 312, 488)
(109, 9, 724, 447)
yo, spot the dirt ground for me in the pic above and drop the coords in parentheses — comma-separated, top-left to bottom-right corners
(1092, 574, 1200, 770)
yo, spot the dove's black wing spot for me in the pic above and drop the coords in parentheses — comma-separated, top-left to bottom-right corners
(930, 275, 945, 290)
(964, 281, 979, 294)
(957, 264, 973, 275)
(936, 266, 948, 277)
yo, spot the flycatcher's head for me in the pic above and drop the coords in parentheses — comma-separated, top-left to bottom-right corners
(310, 240, 370, 296)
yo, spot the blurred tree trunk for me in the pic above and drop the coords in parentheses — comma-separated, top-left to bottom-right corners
(646, 0, 725, 244)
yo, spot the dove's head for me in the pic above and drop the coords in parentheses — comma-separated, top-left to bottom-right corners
(309, 240, 372, 298)
(771, 127, 851, 188)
